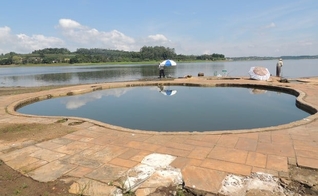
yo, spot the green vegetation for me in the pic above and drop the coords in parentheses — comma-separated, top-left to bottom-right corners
(0, 46, 225, 66)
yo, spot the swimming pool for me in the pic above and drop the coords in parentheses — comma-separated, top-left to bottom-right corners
(17, 86, 310, 132)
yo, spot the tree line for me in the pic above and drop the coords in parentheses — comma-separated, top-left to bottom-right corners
(0, 46, 225, 65)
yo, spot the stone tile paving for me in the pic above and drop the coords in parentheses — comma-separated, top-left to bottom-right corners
(0, 77, 318, 195)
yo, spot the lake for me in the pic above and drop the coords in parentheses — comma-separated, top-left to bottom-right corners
(0, 59, 317, 87)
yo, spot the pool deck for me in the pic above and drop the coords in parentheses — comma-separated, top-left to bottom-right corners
(1, 76, 318, 195)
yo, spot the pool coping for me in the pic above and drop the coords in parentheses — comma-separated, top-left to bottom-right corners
(6, 77, 318, 135)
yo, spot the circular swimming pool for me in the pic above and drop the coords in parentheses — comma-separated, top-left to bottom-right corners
(17, 86, 310, 132)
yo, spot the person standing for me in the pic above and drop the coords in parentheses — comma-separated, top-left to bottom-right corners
(276, 58, 283, 77)
(158, 63, 165, 78)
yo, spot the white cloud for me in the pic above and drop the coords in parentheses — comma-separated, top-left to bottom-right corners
(57, 19, 135, 51)
(264, 22, 276, 29)
(58, 19, 82, 29)
(0, 26, 64, 54)
(64, 88, 130, 109)
(148, 34, 169, 42)
(0, 26, 11, 38)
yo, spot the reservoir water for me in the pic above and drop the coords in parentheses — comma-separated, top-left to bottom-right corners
(1, 59, 317, 87)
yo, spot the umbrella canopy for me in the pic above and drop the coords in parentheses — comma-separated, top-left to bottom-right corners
(248, 66, 270, 81)
(160, 59, 177, 66)
(160, 89, 177, 96)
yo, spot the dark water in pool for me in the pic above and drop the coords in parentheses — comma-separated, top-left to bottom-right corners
(17, 86, 310, 132)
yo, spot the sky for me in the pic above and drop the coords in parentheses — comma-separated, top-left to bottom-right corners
(1, 0, 317, 57)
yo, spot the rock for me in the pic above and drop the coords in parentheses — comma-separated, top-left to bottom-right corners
(120, 153, 183, 195)
(218, 172, 295, 196)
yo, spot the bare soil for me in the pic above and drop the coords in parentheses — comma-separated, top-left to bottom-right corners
(0, 86, 78, 196)
(0, 122, 79, 196)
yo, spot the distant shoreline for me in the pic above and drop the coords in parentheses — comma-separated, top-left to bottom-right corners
(0, 57, 317, 68)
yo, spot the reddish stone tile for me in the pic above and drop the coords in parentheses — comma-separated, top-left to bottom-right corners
(271, 133, 292, 144)
(36, 141, 63, 150)
(169, 135, 190, 144)
(109, 157, 139, 168)
(90, 135, 120, 146)
(30, 148, 67, 162)
(188, 134, 220, 144)
(246, 152, 267, 168)
(208, 146, 248, 164)
(256, 142, 295, 157)
(122, 134, 152, 142)
(201, 159, 252, 176)
(156, 147, 191, 157)
(91, 145, 128, 163)
(125, 141, 161, 152)
(66, 166, 94, 177)
(117, 149, 141, 160)
(183, 139, 216, 148)
(296, 149, 318, 159)
(258, 133, 271, 143)
(164, 142, 195, 151)
(266, 155, 288, 172)
(130, 151, 151, 162)
(62, 134, 85, 141)
(70, 129, 101, 138)
(290, 134, 311, 141)
(79, 145, 106, 156)
(48, 137, 74, 145)
(293, 139, 318, 148)
(110, 137, 136, 146)
(297, 157, 318, 169)
(18, 160, 48, 174)
(85, 164, 128, 183)
(235, 137, 257, 152)
(294, 145, 318, 155)
(187, 146, 212, 160)
(237, 132, 259, 140)
(79, 137, 94, 143)
(63, 154, 103, 168)
(170, 157, 202, 169)
(55, 141, 94, 155)
(182, 165, 227, 194)
(144, 135, 174, 145)
(216, 135, 239, 148)
(252, 167, 278, 177)
(288, 157, 297, 165)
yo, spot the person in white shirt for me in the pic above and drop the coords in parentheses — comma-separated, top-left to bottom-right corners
(276, 58, 283, 77)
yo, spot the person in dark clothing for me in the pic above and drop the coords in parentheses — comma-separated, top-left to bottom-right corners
(158, 63, 165, 78)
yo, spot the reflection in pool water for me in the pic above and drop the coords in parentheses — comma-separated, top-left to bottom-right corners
(17, 86, 310, 132)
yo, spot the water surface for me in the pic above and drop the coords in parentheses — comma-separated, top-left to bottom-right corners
(1, 59, 317, 87)
(17, 86, 310, 132)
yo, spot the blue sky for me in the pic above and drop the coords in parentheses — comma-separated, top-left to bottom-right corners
(1, 0, 317, 57)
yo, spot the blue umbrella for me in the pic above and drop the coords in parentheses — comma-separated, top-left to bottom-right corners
(159, 59, 177, 66)
(161, 89, 177, 96)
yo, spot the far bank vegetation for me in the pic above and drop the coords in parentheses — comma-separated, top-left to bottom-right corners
(0, 46, 225, 66)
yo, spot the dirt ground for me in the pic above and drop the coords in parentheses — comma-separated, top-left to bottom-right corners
(1, 86, 318, 196)
(0, 86, 79, 196)
(0, 123, 79, 196)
